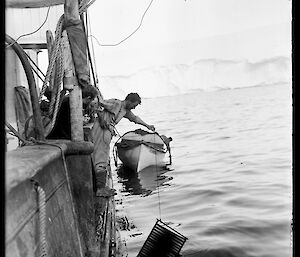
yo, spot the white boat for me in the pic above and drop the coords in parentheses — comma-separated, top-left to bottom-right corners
(115, 129, 172, 172)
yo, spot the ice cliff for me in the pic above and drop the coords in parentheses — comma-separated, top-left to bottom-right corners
(98, 56, 291, 99)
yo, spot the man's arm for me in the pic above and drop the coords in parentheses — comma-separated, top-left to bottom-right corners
(124, 111, 155, 131)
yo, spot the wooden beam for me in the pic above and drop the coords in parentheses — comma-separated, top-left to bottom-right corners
(61, 29, 83, 142)
(7, 0, 64, 8)
(19, 43, 48, 50)
(64, 0, 80, 22)
(63, 1, 84, 142)
(46, 30, 54, 61)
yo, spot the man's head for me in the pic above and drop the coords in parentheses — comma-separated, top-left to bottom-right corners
(125, 93, 141, 110)
(82, 85, 99, 108)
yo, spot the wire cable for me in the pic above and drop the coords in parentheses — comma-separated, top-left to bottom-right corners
(6, 6, 51, 49)
(153, 134, 162, 220)
(5, 121, 28, 145)
(25, 51, 46, 78)
(24, 52, 46, 83)
(87, 10, 99, 85)
(90, 0, 154, 47)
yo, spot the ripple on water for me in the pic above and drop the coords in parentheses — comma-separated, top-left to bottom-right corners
(114, 85, 292, 257)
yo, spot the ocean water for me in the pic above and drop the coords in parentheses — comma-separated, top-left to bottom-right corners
(110, 83, 293, 257)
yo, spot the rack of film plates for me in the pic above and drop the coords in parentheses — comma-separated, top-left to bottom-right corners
(137, 219, 187, 257)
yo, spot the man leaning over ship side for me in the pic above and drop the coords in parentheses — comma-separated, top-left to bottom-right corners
(46, 85, 98, 140)
(90, 93, 155, 197)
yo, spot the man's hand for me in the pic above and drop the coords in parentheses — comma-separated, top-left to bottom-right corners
(147, 125, 155, 131)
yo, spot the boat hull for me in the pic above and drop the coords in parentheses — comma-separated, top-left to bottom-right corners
(116, 129, 168, 172)
(118, 144, 166, 172)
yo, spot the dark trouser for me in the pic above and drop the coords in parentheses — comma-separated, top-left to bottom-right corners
(91, 121, 112, 188)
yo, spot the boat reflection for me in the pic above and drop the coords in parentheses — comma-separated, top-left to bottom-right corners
(116, 165, 173, 196)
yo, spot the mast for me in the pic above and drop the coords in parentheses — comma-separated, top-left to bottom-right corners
(64, 0, 84, 141)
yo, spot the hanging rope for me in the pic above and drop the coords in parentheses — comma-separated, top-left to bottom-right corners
(44, 45, 64, 136)
(87, 10, 99, 85)
(36, 0, 97, 138)
(154, 134, 162, 220)
(28, 139, 84, 254)
(38, 15, 64, 137)
(39, 15, 64, 103)
(33, 182, 48, 257)
(5, 6, 51, 49)
(89, 0, 154, 47)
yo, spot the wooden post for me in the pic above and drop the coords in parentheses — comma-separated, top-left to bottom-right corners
(61, 30, 84, 142)
(46, 30, 54, 61)
(64, 0, 84, 142)
(64, 0, 80, 21)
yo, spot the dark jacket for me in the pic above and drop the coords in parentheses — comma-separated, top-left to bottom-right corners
(47, 96, 71, 139)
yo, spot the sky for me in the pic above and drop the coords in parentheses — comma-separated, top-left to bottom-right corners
(86, 0, 292, 75)
(88, 0, 291, 48)
(7, 0, 291, 92)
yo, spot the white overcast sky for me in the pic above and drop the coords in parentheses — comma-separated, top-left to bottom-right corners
(88, 0, 291, 47)
(29, 0, 291, 77)
(87, 0, 292, 75)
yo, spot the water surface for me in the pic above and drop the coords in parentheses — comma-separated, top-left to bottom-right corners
(111, 84, 292, 257)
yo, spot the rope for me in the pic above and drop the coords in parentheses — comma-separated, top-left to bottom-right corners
(14, 0, 97, 140)
(29, 140, 84, 254)
(154, 134, 162, 220)
(79, 0, 97, 14)
(89, 0, 154, 47)
(39, 15, 64, 103)
(37, 14, 64, 137)
(45, 46, 64, 136)
(81, 13, 97, 88)
(39, 0, 97, 102)
(33, 182, 48, 257)
(48, 46, 62, 115)
(87, 10, 99, 85)
(37, 0, 97, 137)
(5, 121, 28, 145)
(112, 133, 123, 167)
(5, 6, 51, 49)
(25, 52, 46, 82)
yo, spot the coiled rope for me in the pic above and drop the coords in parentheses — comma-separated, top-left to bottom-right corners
(44, 42, 64, 136)
(39, 15, 64, 103)
(38, 15, 64, 137)
(37, 0, 97, 137)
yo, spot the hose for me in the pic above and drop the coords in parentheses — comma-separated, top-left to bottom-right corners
(6, 34, 45, 141)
